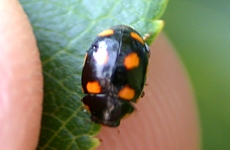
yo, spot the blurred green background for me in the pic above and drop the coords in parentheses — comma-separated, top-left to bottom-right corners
(162, 0, 230, 149)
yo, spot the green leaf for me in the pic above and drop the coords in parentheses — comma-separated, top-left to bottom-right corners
(20, 0, 167, 149)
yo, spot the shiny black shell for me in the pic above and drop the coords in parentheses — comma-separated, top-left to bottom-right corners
(81, 25, 150, 127)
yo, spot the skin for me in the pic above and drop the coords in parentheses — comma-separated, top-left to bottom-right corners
(96, 35, 201, 150)
(0, 0, 43, 150)
(0, 0, 200, 150)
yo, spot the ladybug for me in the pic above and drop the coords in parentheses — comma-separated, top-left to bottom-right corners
(81, 25, 150, 127)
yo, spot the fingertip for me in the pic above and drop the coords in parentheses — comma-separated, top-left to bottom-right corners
(96, 34, 200, 150)
(0, 0, 43, 149)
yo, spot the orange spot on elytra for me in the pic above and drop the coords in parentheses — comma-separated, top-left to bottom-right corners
(124, 52, 140, 69)
(98, 29, 114, 37)
(86, 81, 101, 93)
(118, 85, 135, 100)
(130, 32, 144, 44)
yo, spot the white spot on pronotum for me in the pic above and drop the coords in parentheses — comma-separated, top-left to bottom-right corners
(93, 41, 108, 65)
